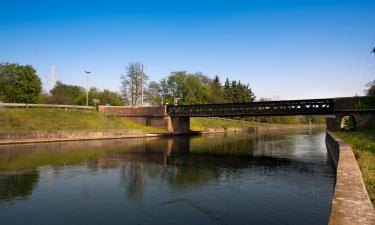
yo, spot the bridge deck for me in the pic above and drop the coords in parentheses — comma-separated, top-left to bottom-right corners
(167, 98, 335, 117)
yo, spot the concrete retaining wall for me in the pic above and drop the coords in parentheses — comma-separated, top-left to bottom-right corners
(325, 132, 375, 225)
(0, 130, 158, 145)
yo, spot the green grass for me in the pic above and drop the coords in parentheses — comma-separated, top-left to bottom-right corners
(336, 129, 375, 206)
(190, 117, 261, 131)
(0, 109, 165, 133)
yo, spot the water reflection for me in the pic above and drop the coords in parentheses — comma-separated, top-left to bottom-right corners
(0, 172, 39, 204)
(0, 128, 334, 225)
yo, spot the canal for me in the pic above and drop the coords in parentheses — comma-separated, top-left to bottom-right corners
(0, 128, 335, 225)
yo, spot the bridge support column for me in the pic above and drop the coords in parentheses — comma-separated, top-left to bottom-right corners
(170, 117, 190, 134)
(326, 112, 375, 131)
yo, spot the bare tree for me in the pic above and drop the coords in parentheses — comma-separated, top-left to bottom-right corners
(120, 62, 148, 106)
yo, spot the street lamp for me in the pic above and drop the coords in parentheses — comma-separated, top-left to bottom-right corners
(84, 71, 91, 106)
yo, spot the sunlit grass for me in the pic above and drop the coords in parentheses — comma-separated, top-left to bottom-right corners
(0, 109, 165, 133)
(336, 129, 375, 206)
(190, 117, 261, 131)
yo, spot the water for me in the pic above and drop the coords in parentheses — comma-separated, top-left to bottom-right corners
(0, 128, 335, 225)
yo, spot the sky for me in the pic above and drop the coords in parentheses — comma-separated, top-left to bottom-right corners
(1, 0, 375, 100)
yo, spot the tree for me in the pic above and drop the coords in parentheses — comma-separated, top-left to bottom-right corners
(120, 62, 148, 106)
(366, 80, 375, 96)
(145, 81, 163, 106)
(49, 81, 84, 105)
(222, 78, 255, 103)
(210, 76, 224, 103)
(0, 63, 42, 103)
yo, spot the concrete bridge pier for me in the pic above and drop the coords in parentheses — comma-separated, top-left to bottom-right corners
(170, 116, 190, 134)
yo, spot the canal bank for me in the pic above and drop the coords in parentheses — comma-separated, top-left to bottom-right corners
(325, 132, 375, 225)
(0, 124, 325, 145)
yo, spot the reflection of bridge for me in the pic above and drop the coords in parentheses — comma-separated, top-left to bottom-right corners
(99, 97, 375, 133)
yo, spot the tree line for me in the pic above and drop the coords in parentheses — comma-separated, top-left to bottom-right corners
(120, 63, 255, 106)
(1, 62, 374, 111)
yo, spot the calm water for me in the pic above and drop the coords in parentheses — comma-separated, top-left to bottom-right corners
(0, 129, 335, 225)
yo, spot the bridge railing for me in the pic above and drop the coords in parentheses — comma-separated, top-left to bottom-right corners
(0, 103, 95, 110)
(167, 98, 335, 117)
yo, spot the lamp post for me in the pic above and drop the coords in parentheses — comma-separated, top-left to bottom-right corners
(141, 64, 144, 107)
(84, 71, 91, 106)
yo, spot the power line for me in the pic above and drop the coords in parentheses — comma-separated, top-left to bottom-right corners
(356, 33, 375, 95)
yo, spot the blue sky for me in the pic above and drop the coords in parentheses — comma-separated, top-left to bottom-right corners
(1, 0, 374, 99)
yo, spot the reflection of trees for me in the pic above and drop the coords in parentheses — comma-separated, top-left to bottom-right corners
(0, 172, 39, 204)
(0, 128, 329, 203)
(120, 163, 144, 200)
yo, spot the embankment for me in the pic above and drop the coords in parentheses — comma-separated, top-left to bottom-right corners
(325, 132, 375, 225)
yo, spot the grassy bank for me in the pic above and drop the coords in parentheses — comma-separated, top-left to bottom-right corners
(0, 109, 165, 133)
(190, 117, 261, 131)
(336, 129, 375, 206)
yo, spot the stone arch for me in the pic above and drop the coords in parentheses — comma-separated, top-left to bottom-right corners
(340, 115, 356, 131)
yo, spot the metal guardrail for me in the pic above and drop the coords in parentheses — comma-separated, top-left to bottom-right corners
(0, 103, 95, 110)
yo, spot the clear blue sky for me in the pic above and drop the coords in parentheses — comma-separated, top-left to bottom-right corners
(1, 0, 374, 99)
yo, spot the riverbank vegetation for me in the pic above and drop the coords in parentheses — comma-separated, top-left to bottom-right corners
(336, 129, 375, 206)
(190, 118, 259, 131)
(0, 109, 164, 132)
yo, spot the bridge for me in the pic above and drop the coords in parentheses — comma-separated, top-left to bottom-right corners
(167, 98, 335, 117)
(99, 97, 375, 133)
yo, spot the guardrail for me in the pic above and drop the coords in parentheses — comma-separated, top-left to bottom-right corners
(0, 103, 95, 110)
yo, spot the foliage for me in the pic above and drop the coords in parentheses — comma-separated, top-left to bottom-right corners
(0, 62, 42, 103)
(42, 82, 123, 106)
(209, 75, 225, 103)
(120, 62, 148, 106)
(75, 88, 124, 106)
(336, 129, 375, 206)
(46, 81, 84, 104)
(145, 81, 163, 106)
(340, 115, 355, 130)
(354, 80, 375, 109)
(190, 117, 260, 131)
(223, 78, 256, 103)
(250, 115, 326, 124)
(367, 80, 375, 97)
(0, 109, 165, 132)
(145, 72, 255, 105)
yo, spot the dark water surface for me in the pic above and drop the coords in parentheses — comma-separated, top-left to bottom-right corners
(0, 129, 335, 225)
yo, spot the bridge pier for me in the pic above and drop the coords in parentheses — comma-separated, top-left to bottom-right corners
(170, 117, 190, 134)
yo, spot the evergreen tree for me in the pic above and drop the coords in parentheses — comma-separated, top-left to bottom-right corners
(209, 75, 224, 103)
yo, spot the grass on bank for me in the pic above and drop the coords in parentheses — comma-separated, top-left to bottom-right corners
(0, 109, 165, 133)
(336, 129, 375, 206)
(190, 117, 262, 131)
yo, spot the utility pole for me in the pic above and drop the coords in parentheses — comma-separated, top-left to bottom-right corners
(84, 71, 91, 106)
(141, 64, 144, 107)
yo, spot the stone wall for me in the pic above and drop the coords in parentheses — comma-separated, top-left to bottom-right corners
(325, 132, 375, 225)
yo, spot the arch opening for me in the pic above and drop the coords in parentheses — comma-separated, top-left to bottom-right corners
(340, 115, 356, 131)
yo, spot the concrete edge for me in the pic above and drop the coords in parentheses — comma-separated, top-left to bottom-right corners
(325, 132, 375, 225)
(0, 131, 171, 145)
(0, 125, 325, 145)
